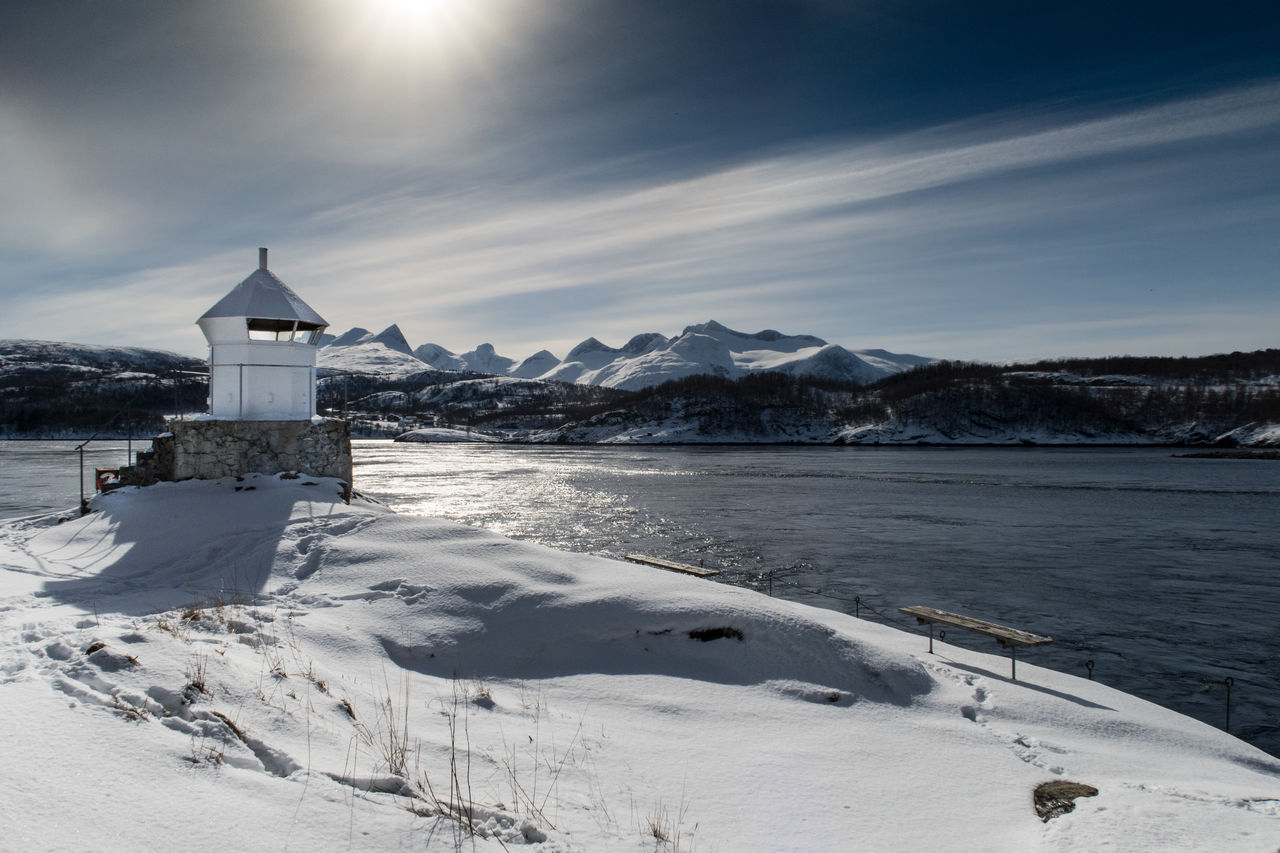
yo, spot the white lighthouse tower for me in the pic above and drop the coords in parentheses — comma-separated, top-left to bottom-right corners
(115, 247, 350, 493)
(197, 248, 328, 420)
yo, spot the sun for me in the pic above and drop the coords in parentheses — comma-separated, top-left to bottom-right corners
(312, 0, 515, 91)
(364, 0, 481, 43)
(370, 0, 458, 29)
(349, 0, 503, 66)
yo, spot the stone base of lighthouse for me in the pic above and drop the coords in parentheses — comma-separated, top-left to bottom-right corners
(118, 418, 352, 496)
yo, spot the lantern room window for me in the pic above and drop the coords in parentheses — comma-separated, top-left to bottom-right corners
(294, 326, 324, 344)
(247, 318, 325, 343)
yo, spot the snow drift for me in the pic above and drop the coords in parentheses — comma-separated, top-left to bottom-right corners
(1, 477, 1276, 850)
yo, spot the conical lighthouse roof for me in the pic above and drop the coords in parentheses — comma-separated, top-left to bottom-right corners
(198, 255, 328, 326)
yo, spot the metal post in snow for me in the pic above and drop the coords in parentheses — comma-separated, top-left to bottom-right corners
(1218, 676, 1228, 732)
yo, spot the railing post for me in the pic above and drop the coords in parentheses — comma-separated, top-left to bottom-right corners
(79, 445, 86, 515)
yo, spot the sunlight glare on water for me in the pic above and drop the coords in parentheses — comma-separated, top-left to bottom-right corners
(354, 442, 647, 548)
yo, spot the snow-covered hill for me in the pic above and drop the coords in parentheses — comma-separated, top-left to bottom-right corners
(319, 320, 931, 388)
(0, 339, 210, 437)
(0, 339, 205, 376)
(2, 476, 1276, 849)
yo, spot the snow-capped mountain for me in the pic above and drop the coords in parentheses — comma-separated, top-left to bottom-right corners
(411, 342, 466, 372)
(510, 349, 560, 379)
(317, 325, 430, 375)
(413, 342, 517, 375)
(320, 320, 933, 388)
(459, 343, 516, 375)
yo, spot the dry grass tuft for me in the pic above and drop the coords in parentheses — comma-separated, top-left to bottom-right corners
(182, 653, 210, 703)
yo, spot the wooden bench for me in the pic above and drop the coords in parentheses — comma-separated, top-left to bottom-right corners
(625, 555, 720, 577)
(898, 605, 1052, 681)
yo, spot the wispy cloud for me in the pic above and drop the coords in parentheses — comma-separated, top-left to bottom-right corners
(878, 309, 1280, 364)
(264, 80, 1280, 355)
(0, 98, 152, 255)
(4, 76, 1278, 361)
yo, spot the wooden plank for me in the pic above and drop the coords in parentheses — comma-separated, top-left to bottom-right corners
(898, 605, 1052, 647)
(625, 554, 720, 577)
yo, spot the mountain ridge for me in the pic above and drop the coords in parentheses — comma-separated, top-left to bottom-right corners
(321, 319, 932, 388)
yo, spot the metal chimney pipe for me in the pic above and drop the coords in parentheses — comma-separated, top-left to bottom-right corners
(259, 247, 268, 269)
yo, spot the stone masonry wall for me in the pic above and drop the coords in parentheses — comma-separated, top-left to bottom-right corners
(119, 419, 352, 495)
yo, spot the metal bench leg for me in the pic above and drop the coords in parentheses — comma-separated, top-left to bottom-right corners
(1011, 645, 1017, 681)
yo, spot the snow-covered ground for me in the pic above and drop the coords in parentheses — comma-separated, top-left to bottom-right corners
(1, 476, 1277, 850)
(397, 427, 503, 443)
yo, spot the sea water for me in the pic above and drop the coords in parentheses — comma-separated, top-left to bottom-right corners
(4, 439, 1277, 755)
(0, 440, 141, 519)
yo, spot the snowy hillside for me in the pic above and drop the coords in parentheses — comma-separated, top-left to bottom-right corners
(319, 320, 931, 389)
(833, 355, 1280, 447)
(0, 339, 209, 437)
(0, 339, 205, 376)
(1, 476, 1276, 850)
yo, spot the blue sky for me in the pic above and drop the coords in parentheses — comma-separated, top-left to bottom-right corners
(2, 0, 1278, 362)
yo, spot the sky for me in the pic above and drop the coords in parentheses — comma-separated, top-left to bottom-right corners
(1, 0, 1278, 363)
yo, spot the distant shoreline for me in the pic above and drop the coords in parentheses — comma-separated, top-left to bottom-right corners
(3, 433, 1278, 452)
(1172, 449, 1280, 460)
